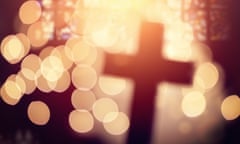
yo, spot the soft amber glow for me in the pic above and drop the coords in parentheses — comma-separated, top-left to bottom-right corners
(19, 0, 42, 24)
(80, 45, 98, 65)
(71, 89, 96, 111)
(4, 80, 23, 100)
(53, 71, 71, 93)
(21, 54, 41, 80)
(16, 33, 31, 56)
(221, 95, 240, 120)
(41, 56, 65, 82)
(51, 46, 73, 70)
(72, 41, 91, 63)
(178, 121, 192, 134)
(7, 74, 26, 95)
(92, 98, 119, 122)
(89, 26, 119, 49)
(71, 65, 97, 91)
(69, 12, 86, 35)
(181, 91, 206, 117)
(18, 72, 37, 95)
(64, 38, 98, 65)
(69, 110, 94, 133)
(99, 76, 126, 96)
(35, 74, 56, 93)
(27, 101, 50, 125)
(27, 21, 49, 48)
(1, 35, 25, 64)
(194, 62, 219, 90)
(103, 112, 130, 135)
(39, 46, 54, 59)
(0, 80, 23, 105)
(191, 41, 213, 63)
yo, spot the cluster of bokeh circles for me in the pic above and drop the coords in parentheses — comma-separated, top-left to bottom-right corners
(1, 0, 240, 141)
(1, 0, 130, 136)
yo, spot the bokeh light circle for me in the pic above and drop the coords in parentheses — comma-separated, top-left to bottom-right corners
(19, 0, 42, 24)
(71, 65, 98, 91)
(92, 98, 119, 122)
(181, 91, 206, 117)
(71, 89, 96, 111)
(103, 112, 130, 135)
(69, 110, 94, 133)
(221, 95, 240, 121)
(27, 101, 50, 125)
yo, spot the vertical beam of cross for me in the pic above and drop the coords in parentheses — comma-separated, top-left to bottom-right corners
(103, 22, 193, 144)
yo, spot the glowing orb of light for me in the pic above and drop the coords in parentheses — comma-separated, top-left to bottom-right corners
(7, 74, 26, 95)
(53, 71, 71, 93)
(19, 0, 42, 24)
(35, 74, 56, 93)
(0, 80, 23, 106)
(71, 65, 97, 91)
(41, 56, 65, 82)
(64, 39, 91, 63)
(21, 54, 42, 81)
(69, 110, 94, 133)
(0, 35, 25, 64)
(92, 98, 119, 122)
(18, 72, 37, 95)
(221, 95, 240, 121)
(16, 33, 31, 56)
(71, 89, 96, 111)
(27, 101, 50, 125)
(194, 62, 219, 90)
(27, 21, 49, 48)
(103, 112, 130, 135)
(99, 76, 126, 96)
(51, 46, 73, 70)
(181, 91, 206, 117)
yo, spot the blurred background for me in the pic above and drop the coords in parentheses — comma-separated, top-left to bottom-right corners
(0, 0, 240, 144)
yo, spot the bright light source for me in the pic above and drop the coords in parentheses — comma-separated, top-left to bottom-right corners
(27, 101, 50, 125)
(19, 0, 42, 24)
(181, 91, 206, 117)
(69, 110, 94, 133)
(221, 95, 240, 121)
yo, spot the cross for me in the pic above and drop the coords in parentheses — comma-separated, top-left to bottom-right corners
(103, 22, 193, 144)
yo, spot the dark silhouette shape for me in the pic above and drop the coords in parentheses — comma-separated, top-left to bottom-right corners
(104, 22, 193, 144)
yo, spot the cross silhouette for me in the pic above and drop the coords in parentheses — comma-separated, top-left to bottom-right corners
(103, 22, 193, 144)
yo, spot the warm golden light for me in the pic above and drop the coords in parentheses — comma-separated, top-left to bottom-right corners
(16, 33, 31, 57)
(0, 80, 23, 105)
(40, 56, 65, 82)
(21, 54, 41, 80)
(18, 72, 37, 95)
(39, 46, 54, 59)
(194, 62, 219, 90)
(27, 101, 50, 125)
(103, 112, 130, 135)
(71, 89, 96, 111)
(19, 0, 42, 24)
(99, 76, 126, 96)
(69, 110, 94, 133)
(1, 35, 25, 64)
(64, 39, 92, 64)
(53, 71, 71, 93)
(221, 95, 240, 121)
(7, 74, 26, 95)
(92, 98, 119, 122)
(35, 74, 56, 93)
(51, 46, 73, 70)
(181, 91, 206, 117)
(27, 21, 49, 48)
(71, 65, 97, 91)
